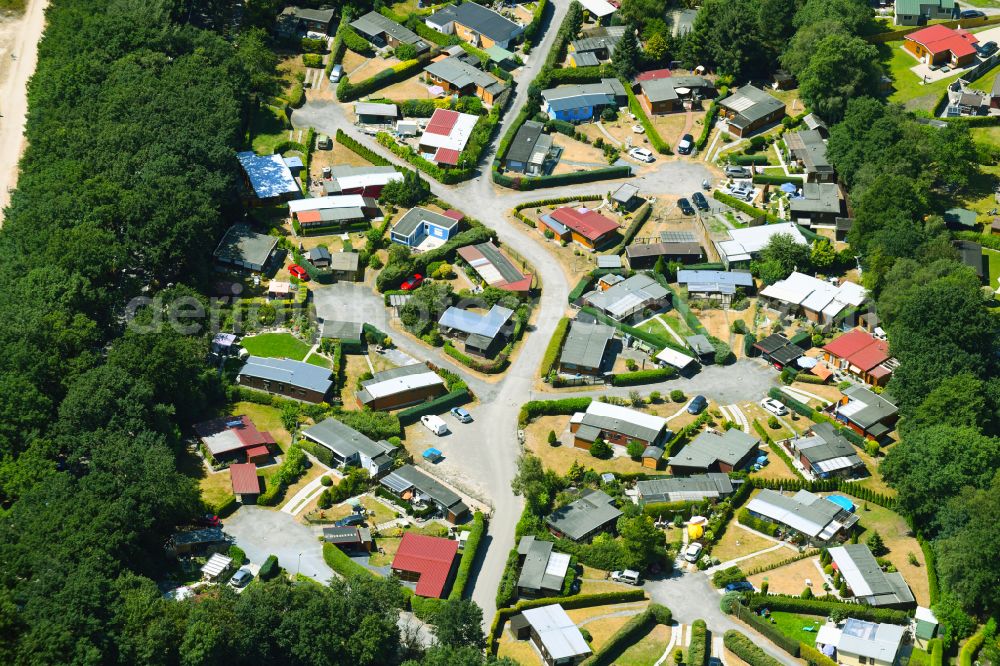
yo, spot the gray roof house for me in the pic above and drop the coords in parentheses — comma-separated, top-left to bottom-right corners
(686, 334, 715, 359)
(558, 320, 616, 375)
(214, 224, 279, 272)
(676, 270, 754, 296)
(571, 401, 669, 448)
(823, 618, 906, 666)
(829, 544, 915, 608)
(582, 273, 668, 321)
(438, 304, 514, 355)
(380, 464, 470, 523)
(320, 320, 364, 343)
(570, 25, 627, 60)
(785, 129, 835, 182)
(835, 386, 899, 441)
(636, 473, 735, 505)
(517, 536, 572, 596)
(424, 56, 507, 97)
(307, 245, 332, 267)
(356, 362, 447, 410)
(746, 489, 860, 542)
(350, 11, 430, 53)
(504, 120, 554, 176)
(302, 417, 398, 477)
(718, 85, 785, 137)
(668, 428, 760, 474)
(546, 489, 622, 542)
(638, 75, 714, 113)
(237, 356, 333, 403)
(425, 2, 524, 49)
(789, 182, 844, 226)
(792, 422, 865, 479)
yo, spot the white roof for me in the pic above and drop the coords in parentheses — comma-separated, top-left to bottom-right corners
(545, 552, 572, 579)
(586, 400, 668, 433)
(201, 553, 232, 578)
(760, 272, 866, 318)
(656, 346, 698, 369)
(521, 605, 592, 661)
(269, 280, 292, 294)
(916, 607, 937, 624)
(817, 623, 842, 647)
(288, 195, 369, 213)
(364, 370, 444, 400)
(420, 111, 480, 152)
(336, 171, 403, 191)
(578, 0, 616, 17)
(837, 619, 906, 663)
(722, 223, 808, 258)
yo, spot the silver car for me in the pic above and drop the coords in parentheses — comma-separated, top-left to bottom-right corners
(724, 165, 751, 178)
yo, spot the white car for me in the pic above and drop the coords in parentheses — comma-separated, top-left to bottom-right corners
(760, 398, 788, 417)
(421, 414, 449, 436)
(628, 147, 655, 163)
(684, 542, 704, 563)
(631, 124, 645, 134)
(610, 569, 642, 585)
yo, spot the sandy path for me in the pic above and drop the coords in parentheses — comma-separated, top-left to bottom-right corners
(0, 0, 48, 220)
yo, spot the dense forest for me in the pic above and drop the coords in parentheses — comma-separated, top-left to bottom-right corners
(0, 1, 504, 664)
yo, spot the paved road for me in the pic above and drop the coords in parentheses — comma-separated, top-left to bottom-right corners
(644, 572, 800, 666)
(223, 506, 333, 584)
(290, 0, 779, 628)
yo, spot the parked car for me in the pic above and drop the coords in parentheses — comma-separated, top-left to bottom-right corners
(450, 407, 472, 423)
(962, 9, 986, 19)
(335, 513, 366, 528)
(631, 124, 645, 134)
(978, 41, 998, 58)
(677, 133, 694, 155)
(687, 395, 707, 414)
(684, 542, 704, 563)
(421, 414, 449, 436)
(692, 191, 709, 211)
(760, 398, 788, 417)
(610, 570, 642, 585)
(288, 264, 309, 281)
(329, 64, 344, 83)
(678, 198, 695, 215)
(725, 581, 755, 592)
(229, 568, 254, 589)
(401, 273, 424, 290)
(729, 183, 754, 201)
(628, 147, 655, 163)
(725, 165, 751, 178)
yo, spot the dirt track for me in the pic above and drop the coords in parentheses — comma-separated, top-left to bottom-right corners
(0, 0, 48, 220)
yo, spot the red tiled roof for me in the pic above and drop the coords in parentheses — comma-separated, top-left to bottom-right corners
(636, 68, 672, 82)
(443, 209, 464, 221)
(296, 210, 322, 223)
(869, 365, 892, 379)
(906, 24, 978, 58)
(823, 329, 879, 361)
(426, 108, 460, 136)
(391, 532, 458, 598)
(246, 445, 270, 460)
(233, 416, 277, 447)
(500, 275, 533, 293)
(849, 339, 890, 372)
(434, 147, 461, 166)
(230, 463, 260, 495)
(549, 207, 619, 242)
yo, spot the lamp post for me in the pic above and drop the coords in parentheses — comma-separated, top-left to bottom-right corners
(297, 552, 303, 577)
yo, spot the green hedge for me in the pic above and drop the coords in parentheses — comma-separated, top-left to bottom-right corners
(443, 342, 510, 374)
(336, 52, 431, 102)
(801, 642, 838, 666)
(738, 507, 779, 537)
(540, 317, 572, 377)
(960, 628, 987, 666)
(580, 604, 672, 666)
(568, 273, 598, 302)
(731, 602, 801, 657)
(523, 0, 549, 43)
(696, 100, 719, 151)
(448, 512, 486, 600)
(688, 619, 709, 666)
(752, 174, 804, 186)
(730, 154, 770, 165)
(929, 638, 943, 666)
(494, 164, 633, 190)
(624, 81, 670, 154)
(712, 191, 781, 224)
(607, 201, 653, 255)
(322, 542, 378, 579)
(259, 555, 280, 581)
(397, 388, 471, 426)
(518, 397, 593, 427)
(724, 630, 785, 666)
(712, 566, 747, 588)
(496, 548, 521, 609)
(611, 367, 677, 386)
(341, 27, 374, 56)
(206, 493, 238, 517)
(378, 131, 474, 184)
(335, 128, 392, 167)
(257, 446, 308, 506)
(744, 594, 911, 624)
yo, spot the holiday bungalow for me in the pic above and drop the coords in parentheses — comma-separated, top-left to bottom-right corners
(832, 385, 899, 442)
(236, 356, 334, 404)
(193, 414, 277, 464)
(904, 24, 978, 67)
(746, 489, 859, 544)
(541, 79, 627, 122)
(581, 273, 669, 321)
(546, 489, 622, 542)
(895, 0, 959, 26)
(213, 224, 279, 273)
(540, 206, 619, 250)
(302, 417, 399, 477)
(391, 532, 460, 598)
(380, 464, 470, 523)
(570, 401, 668, 450)
(424, 56, 508, 105)
(418, 108, 480, 167)
(350, 11, 430, 53)
(516, 536, 572, 598)
(390, 206, 462, 249)
(791, 421, 866, 479)
(323, 166, 402, 198)
(438, 304, 515, 357)
(668, 428, 760, 475)
(718, 85, 785, 138)
(822, 329, 896, 387)
(457, 242, 533, 294)
(236, 151, 301, 204)
(425, 2, 523, 49)
(356, 363, 447, 410)
(558, 320, 617, 376)
(636, 474, 734, 506)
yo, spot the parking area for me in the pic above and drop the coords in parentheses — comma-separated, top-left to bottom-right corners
(223, 506, 333, 584)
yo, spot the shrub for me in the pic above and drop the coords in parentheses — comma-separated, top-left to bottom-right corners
(767, 416, 780, 430)
(590, 438, 613, 459)
(611, 368, 677, 386)
(688, 620, 709, 666)
(259, 555, 280, 581)
(548, 430, 558, 446)
(724, 630, 785, 666)
(320, 475, 333, 487)
(257, 446, 308, 506)
(867, 531, 888, 556)
(322, 542, 377, 580)
(731, 319, 748, 334)
(540, 317, 571, 378)
(302, 53, 324, 68)
(448, 512, 486, 600)
(670, 389, 685, 403)
(301, 37, 326, 53)
(496, 548, 521, 608)
(228, 545, 247, 565)
(712, 566, 747, 588)
(519, 398, 593, 427)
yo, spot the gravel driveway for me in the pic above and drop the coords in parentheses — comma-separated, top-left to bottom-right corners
(223, 506, 333, 584)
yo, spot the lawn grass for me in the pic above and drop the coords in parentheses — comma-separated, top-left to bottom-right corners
(769, 611, 824, 646)
(249, 104, 291, 155)
(240, 332, 312, 361)
(850, 500, 930, 606)
(370, 537, 401, 566)
(711, 524, 780, 563)
(581, 614, 641, 652)
(985, 247, 1000, 290)
(305, 352, 332, 369)
(882, 41, 963, 110)
(617, 624, 672, 666)
(228, 401, 293, 449)
(498, 632, 543, 666)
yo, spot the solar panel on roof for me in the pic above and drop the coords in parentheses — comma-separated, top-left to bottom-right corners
(660, 230, 698, 243)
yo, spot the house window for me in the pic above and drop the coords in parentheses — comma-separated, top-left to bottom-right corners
(859, 658, 867, 665)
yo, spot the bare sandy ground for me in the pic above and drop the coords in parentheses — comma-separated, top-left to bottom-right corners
(0, 0, 48, 221)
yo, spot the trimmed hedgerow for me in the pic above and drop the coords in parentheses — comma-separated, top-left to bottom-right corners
(724, 630, 785, 666)
(540, 317, 571, 378)
(688, 619, 709, 666)
(611, 367, 678, 386)
(580, 604, 672, 666)
(448, 512, 486, 601)
(518, 397, 593, 427)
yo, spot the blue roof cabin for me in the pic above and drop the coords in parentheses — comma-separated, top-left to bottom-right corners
(541, 78, 626, 122)
(390, 207, 462, 249)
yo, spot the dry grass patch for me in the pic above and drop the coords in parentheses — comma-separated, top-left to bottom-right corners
(498, 630, 544, 665)
(551, 133, 608, 169)
(525, 415, 646, 475)
(378, 72, 435, 101)
(851, 501, 929, 606)
(712, 525, 781, 563)
(582, 614, 644, 652)
(567, 601, 648, 626)
(748, 556, 823, 596)
(617, 623, 672, 666)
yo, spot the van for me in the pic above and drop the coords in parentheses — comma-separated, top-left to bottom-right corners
(610, 570, 641, 585)
(421, 414, 449, 436)
(329, 64, 344, 83)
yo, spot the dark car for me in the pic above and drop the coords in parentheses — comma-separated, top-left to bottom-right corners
(196, 513, 221, 527)
(978, 41, 998, 57)
(335, 513, 366, 528)
(725, 581, 755, 592)
(692, 191, 709, 211)
(677, 133, 694, 155)
(961, 9, 986, 19)
(687, 395, 707, 414)
(678, 198, 695, 215)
